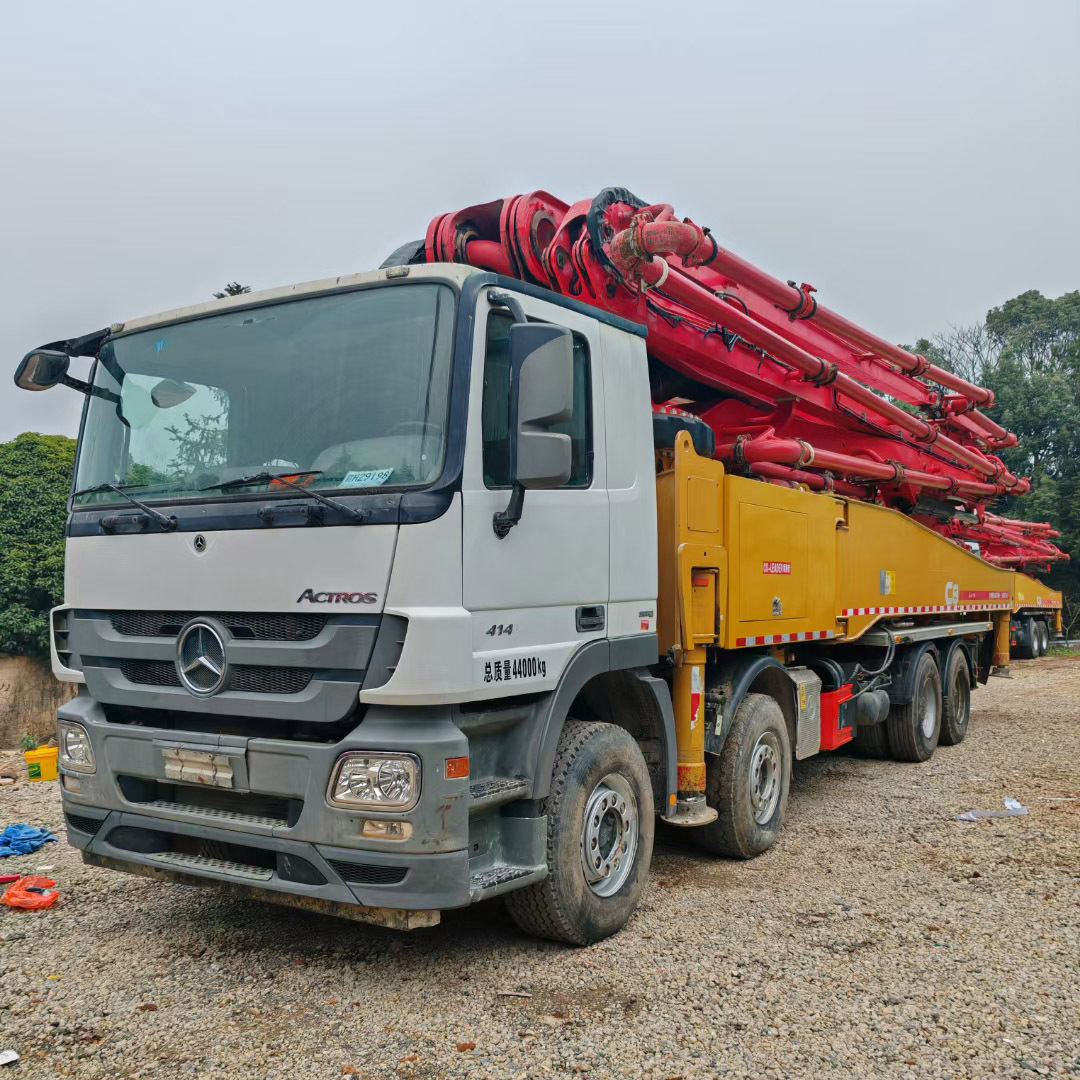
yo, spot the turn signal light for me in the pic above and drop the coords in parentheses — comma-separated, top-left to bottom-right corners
(445, 756, 469, 779)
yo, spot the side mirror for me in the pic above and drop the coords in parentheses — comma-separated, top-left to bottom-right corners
(493, 321, 575, 538)
(14, 349, 70, 391)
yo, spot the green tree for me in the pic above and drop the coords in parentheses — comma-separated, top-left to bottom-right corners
(0, 433, 77, 655)
(920, 290, 1080, 631)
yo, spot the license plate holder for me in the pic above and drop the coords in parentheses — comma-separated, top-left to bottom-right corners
(160, 746, 236, 789)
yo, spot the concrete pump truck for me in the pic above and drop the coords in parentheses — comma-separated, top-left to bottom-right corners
(16, 187, 1064, 944)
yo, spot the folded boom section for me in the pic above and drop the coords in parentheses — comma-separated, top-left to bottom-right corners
(392, 187, 1066, 571)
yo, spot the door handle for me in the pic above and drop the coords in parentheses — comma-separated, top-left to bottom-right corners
(576, 605, 606, 633)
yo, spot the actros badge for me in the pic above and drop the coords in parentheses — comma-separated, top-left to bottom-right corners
(296, 589, 378, 604)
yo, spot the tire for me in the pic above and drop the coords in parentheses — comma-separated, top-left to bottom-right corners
(504, 721, 654, 945)
(1036, 621, 1049, 657)
(1014, 618, 1036, 660)
(939, 648, 971, 746)
(887, 651, 942, 762)
(852, 720, 891, 758)
(692, 693, 792, 859)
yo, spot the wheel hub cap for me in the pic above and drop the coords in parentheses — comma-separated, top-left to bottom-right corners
(920, 679, 937, 739)
(749, 733, 782, 825)
(581, 774, 638, 897)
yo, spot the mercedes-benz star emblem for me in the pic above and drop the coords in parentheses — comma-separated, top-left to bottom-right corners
(193, 534, 207, 552)
(176, 620, 228, 696)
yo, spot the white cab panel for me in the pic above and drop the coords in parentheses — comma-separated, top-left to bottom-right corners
(362, 495, 472, 705)
(65, 525, 397, 612)
(461, 290, 610, 686)
(601, 324, 658, 609)
(600, 323, 657, 639)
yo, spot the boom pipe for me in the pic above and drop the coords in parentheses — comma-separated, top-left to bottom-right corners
(975, 522, 1063, 556)
(943, 397, 1017, 447)
(985, 513, 1059, 536)
(409, 186, 1059, 564)
(716, 430, 1002, 497)
(991, 554, 1063, 567)
(748, 461, 869, 497)
(697, 240, 995, 407)
(622, 252, 1027, 492)
(464, 239, 514, 277)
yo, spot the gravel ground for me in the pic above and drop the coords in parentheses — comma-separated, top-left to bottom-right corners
(1, 657, 1077, 1079)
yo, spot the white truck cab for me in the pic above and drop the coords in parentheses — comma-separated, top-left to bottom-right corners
(24, 264, 673, 944)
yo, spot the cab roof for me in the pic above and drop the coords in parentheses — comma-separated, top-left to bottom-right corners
(114, 263, 480, 337)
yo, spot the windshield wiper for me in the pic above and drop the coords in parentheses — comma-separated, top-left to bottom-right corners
(198, 471, 364, 521)
(71, 483, 178, 531)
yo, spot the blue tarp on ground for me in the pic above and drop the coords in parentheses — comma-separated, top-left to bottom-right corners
(0, 824, 58, 857)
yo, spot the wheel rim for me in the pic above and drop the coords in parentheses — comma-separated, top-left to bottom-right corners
(919, 672, 938, 739)
(580, 773, 638, 897)
(749, 732, 782, 825)
(952, 666, 970, 727)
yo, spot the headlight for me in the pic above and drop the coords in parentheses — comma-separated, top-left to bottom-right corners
(328, 753, 420, 811)
(58, 721, 95, 773)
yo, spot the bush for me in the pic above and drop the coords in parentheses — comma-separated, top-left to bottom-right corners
(0, 432, 76, 655)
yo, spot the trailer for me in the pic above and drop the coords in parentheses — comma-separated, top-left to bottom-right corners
(14, 187, 1064, 944)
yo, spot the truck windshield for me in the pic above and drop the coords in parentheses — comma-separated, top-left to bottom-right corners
(73, 283, 455, 506)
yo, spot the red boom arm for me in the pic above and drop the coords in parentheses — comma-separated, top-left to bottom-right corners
(400, 187, 1065, 570)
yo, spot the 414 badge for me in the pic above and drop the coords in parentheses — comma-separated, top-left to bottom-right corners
(482, 655, 547, 684)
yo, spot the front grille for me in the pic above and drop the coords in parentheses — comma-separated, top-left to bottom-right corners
(109, 611, 327, 641)
(105, 826, 325, 885)
(117, 775, 299, 828)
(120, 660, 182, 687)
(328, 860, 408, 885)
(151, 851, 274, 880)
(66, 813, 105, 836)
(119, 660, 313, 695)
(230, 666, 314, 694)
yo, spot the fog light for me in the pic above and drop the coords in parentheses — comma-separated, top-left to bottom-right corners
(58, 721, 95, 773)
(62, 774, 83, 794)
(361, 819, 413, 840)
(328, 753, 420, 811)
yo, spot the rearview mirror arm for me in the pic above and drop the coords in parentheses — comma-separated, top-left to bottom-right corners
(489, 291, 529, 538)
(60, 373, 120, 406)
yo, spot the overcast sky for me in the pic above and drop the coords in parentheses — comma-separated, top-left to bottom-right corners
(2, 0, 1077, 442)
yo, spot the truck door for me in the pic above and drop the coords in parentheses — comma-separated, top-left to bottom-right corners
(461, 290, 609, 697)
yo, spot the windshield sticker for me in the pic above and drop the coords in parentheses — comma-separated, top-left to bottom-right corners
(341, 468, 394, 487)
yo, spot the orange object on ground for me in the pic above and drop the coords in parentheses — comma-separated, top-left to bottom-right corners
(0, 875, 59, 910)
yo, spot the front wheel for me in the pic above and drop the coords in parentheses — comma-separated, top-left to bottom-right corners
(693, 693, 792, 859)
(504, 721, 654, 945)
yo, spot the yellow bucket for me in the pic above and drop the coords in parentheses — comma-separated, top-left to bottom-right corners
(24, 746, 59, 782)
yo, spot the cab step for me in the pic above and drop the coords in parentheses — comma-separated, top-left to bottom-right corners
(469, 863, 546, 901)
(469, 776, 530, 812)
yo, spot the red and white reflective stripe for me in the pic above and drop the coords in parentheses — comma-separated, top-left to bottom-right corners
(840, 603, 1013, 616)
(735, 630, 835, 647)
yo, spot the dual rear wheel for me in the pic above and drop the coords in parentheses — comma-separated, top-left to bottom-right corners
(1016, 618, 1049, 659)
(855, 647, 971, 760)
